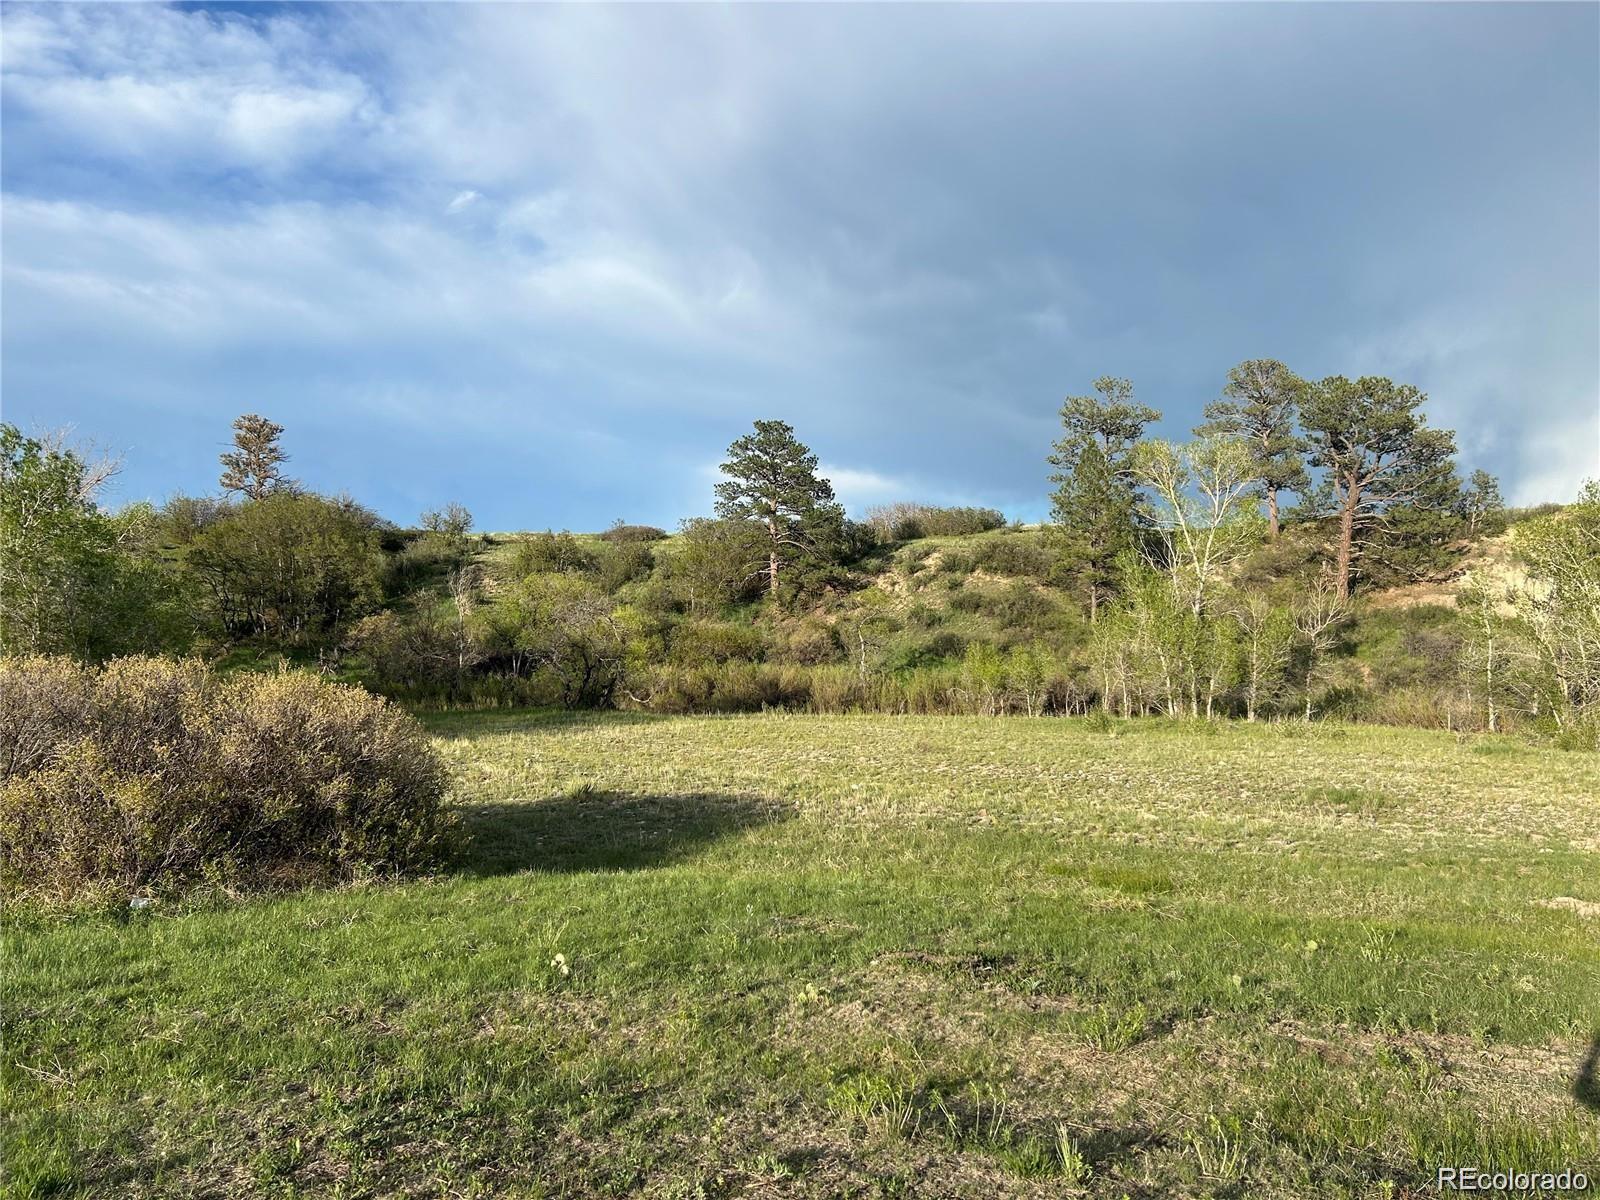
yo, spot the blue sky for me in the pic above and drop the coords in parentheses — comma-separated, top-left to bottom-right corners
(3, 2, 1596, 530)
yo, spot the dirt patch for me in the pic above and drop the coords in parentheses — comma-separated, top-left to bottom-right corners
(1538, 896, 1600, 919)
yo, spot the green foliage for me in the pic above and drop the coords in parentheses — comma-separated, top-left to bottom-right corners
(593, 539, 655, 594)
(662, 517, 767, 613)
(1047, 378, 1160, 617)
(0, 425, 188, 660)
(488, 572, 635, 707)
(1462, 469, 1506, 537)
(599, 521, 667, 543)
(155, 493, 229, 547)
(714, 419, 846, 598)
(1506, 481, 1600, 744)
(0, 656, 453, 900)
(1196, 359, 1310, 536)
(1299, 375, 1459, 597)
(346, 608, 468, 697)
(669, 619, 767, 667)
(500, 530, 598, 578)
(968, 533, 1051, 578)
(186, 492, 385, 644)
(420, 501, 473, 538)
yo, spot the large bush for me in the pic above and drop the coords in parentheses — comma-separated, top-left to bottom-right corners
(0, 657, 454, 900)
(185, 492, 385, 643)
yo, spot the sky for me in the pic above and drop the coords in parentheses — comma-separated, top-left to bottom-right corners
(3, 2, 1597, 531)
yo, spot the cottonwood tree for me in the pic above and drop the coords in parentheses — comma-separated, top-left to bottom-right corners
(1231, 593, 1295, 721)
(1047, 377, 1161, 619)
(714, 420, 844, 599)
(422, 502, 473, 538)
(219, 414, 290, 500)
(1196, 359, 1309, 540)
(0, 425, 181, 658)
(1127, 436, 1260, 716)
(1134, 435, 1262, 616)
(1293, 572, 1351, 719)
(1505, 482, 1600, 741)
(1299, 376, 1458, 599)
(1457, 582, 1512, 733)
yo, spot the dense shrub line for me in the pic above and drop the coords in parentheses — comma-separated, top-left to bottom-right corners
(0, 657, 455, 901)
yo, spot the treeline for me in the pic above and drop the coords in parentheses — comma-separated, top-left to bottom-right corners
(3, 362, 1596, 746)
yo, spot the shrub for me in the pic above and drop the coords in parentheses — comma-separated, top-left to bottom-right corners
(971, 536, 1052, 579)
(500, 531, 597, 579)
(595, 540, 655, 593)
(186, 492, 385, 644)
(937, 550, 977, 576)
(0, 656, 454, 900)
(670, 619, 766, 667)
(949, 588, 985, 614)
(600, 522, 668, 543)
(985, 580, 1055, 630)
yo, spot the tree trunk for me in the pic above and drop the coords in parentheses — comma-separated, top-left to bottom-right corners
(1334, 485, 1358, 600)
(766, 516, 781, 599)
(1266, 489, 1280, 541)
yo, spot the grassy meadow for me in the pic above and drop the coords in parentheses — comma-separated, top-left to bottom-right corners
(5, 712, 1599, 1197)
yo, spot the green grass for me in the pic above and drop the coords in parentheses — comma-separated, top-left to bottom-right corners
(5, 713, 1598, 1197)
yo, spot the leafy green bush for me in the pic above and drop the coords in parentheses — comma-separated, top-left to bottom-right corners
(948, 588, 986, 614)
(594, 540, 655, 593)
(500, 531, 598, 579)
(599, 522, 668, 543)
(186, 492, 385, 644)
(971, 536, 1051, 578)
(0, 656, 454, 900)
(669, 619, 766, 666)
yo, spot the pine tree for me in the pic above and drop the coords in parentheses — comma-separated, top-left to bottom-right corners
(1298, 376, 1458, 599)
(1463, 469, 1506, 536)
(713, 420, 843, 598)
(1195, 359, 1309, 540)
(1046, 377, 1160, 619)
(219, 414, 289, 500)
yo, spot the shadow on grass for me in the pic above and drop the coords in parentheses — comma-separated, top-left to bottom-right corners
(461, 788, 790, 875)
(1576, 1036, 1600, 1113)
(421, 708, 668, 742)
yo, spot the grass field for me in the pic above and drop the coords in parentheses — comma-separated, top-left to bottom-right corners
(5, 713, 1599, 1197)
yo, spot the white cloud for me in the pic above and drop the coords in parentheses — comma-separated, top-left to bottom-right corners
(3, 6, 378, 174)
(1, 2, 1594, 524)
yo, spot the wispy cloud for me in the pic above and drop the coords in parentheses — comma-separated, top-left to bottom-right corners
(2, 2, 1595, 529)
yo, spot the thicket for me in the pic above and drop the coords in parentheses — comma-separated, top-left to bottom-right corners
(0, 656, 454, 900)
(864, 503, 1007, 541)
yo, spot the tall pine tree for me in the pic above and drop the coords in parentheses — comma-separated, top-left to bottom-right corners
(1299, 376, 1457, 599)
(1195, 359, 1308, 540)
(1047, 377, 1160, 619)
(714, 420, 843, 598)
